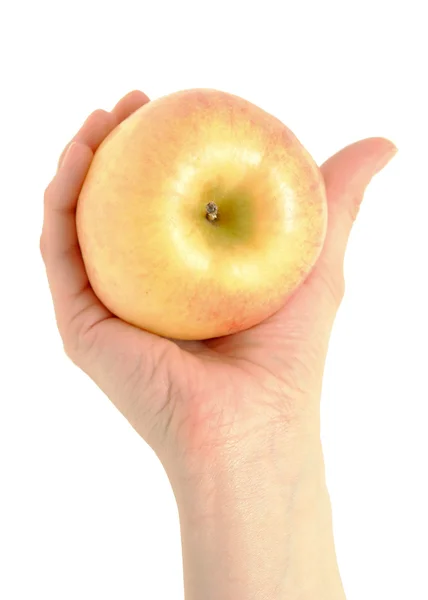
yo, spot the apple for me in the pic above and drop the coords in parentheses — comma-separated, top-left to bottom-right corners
(76, 89, 327, 340)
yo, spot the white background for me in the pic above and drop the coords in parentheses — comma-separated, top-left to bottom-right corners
(1, 1, 427, 598)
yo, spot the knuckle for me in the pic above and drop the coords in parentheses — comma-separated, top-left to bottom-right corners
(62, 321, 87, 363)
(62, 321, 85, 364)
(63, 339, 87, 368)
(63, 339, 78, 363)
(39, 234, 46, 259)
(334, 273, 346, 304)
(44, 180, 55, 204)
(63, 306, 100, 364)
(62, 330, 87, 365)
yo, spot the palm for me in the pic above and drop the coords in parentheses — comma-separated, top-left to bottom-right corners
(41, 89, 395, 452)
(82, 261, 334, 446)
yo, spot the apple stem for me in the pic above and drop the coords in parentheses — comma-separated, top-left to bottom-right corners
(206, 201, 219, 222)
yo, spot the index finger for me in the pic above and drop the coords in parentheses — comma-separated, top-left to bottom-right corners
(57, 90, 150, 170)
(57, 109, 115, 171)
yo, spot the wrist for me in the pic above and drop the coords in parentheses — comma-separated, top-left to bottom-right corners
(168, 417, 345, 599)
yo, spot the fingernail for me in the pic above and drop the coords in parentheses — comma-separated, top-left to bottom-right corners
(59, 142, 77, 171)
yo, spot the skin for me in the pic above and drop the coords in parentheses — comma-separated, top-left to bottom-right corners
(76, 89, 328, 340)
(41, 90, 396, 599)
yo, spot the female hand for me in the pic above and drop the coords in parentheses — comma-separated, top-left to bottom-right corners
(41, 89, 396, 599)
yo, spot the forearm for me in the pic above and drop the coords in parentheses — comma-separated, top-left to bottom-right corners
(172, 425, 346, 600)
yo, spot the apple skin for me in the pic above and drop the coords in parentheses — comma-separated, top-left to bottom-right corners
(76, 89, 327, 341)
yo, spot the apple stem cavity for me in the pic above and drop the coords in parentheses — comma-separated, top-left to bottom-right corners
(206, 201, 219, 222)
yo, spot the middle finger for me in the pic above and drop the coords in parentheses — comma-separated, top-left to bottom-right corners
(57, 109, 116, 170)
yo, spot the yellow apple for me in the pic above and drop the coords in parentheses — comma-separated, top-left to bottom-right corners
(76, 89, 327, 340)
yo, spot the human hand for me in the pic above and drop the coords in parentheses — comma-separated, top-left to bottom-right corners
(41, 89, 395, 465)
(41, 90, 396, 599)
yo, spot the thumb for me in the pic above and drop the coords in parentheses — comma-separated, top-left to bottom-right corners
(311, 137, 397, 303)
